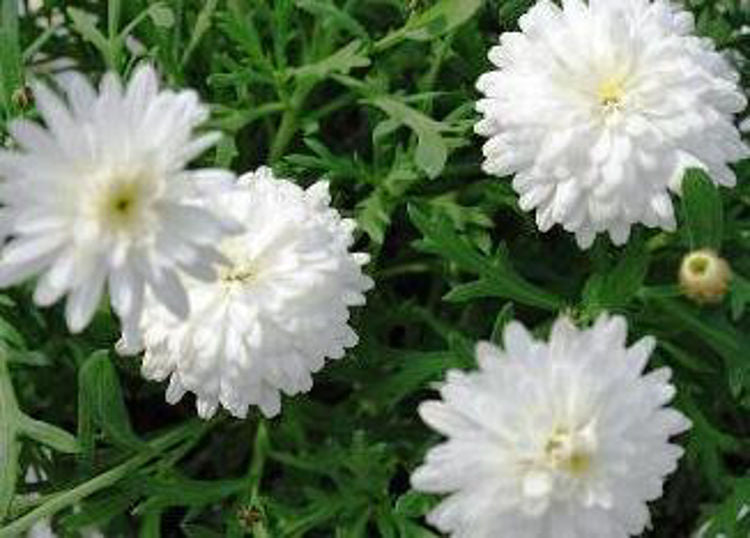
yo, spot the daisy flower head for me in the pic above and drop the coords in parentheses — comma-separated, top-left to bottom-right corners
(476, 0, 749, 248)
(135, 167, 373, 419)
(411, 314, 691, 538)
(0, 64, 238, 341)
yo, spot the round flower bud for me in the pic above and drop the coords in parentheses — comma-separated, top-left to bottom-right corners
(679, 250, 731, 304)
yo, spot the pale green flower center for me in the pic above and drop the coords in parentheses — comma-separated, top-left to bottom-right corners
(544, 427, 593, 477)
(597, 77, 625, 111)
(96, 178, 144, 232)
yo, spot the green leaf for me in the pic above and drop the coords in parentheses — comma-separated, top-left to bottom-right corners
(360, 350, 460, 408)
(653, 298, 748, 397)
(409, 204, 563, 310)
(147, 4, 175, 28)
(77, 351, 144, 460)
(292, 40, 371, 81)
(681, 168, 724, 249)
(582, 237, 650, 314)
(18, 416, 79, 455)
(490, 303, 515, 344)
(367, 96, 448, 179)
(394, 491, 437, 518)
(375, 0, 483, 51)
(697, 477, 750, 537)
(0, 0, 23, 117)
(296, 0, 370, 41)
(181, 0, 220, 65)
(729, 273, 750, 321)
(0, 352, 20, 520)
(682, 395, 740, 493)
(0, 315, 26, 349)
(67, 7, 110, 57)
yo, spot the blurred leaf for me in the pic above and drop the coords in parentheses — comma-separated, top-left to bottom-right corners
(18, 416, 79, 455)
(682, 168, 724, 250)
(297, 0, 369, 41)
(697, 477, 750, 537)
(683, 396, 741, 493)
(654, 298, 748, 397)
(67, 7, 110, 57)
(78, 351, 144, 461)
(181, 0, 220, 65)
(292, 40, 371, 81)
(394, 491, 437, 519)
(583, 237, 650, 314)
(729, 273, 750, 321)
(0, 352, 20, 520)
(0, 0, 23, 117)
(376, 0, 483, 50)
(147, 4, 175, 28)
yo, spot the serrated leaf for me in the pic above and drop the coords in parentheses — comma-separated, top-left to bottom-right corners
(409, 204, 563, 310)
(368, 96, 448, 179)
(376, 0, 482, 50)
(681, 168, 724, 249)
(293, 40, 371, 81)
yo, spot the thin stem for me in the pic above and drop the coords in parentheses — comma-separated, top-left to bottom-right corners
(0, 421, 201, 537)
(269, 87, 311, 164)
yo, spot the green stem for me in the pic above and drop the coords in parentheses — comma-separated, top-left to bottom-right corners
(0, 352, 20, 520)
(0, 421, 201, 537)
(269, 82, 316, 164)
(269, 105, 299, 164)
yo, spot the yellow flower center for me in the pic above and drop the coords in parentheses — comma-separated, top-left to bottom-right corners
(597, 77, 625, 110)
(221, 264, 259, 284)
(544, 428, 593, 477)
(96, 179, 143, 232)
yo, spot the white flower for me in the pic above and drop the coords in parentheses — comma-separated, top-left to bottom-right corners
(476, 0, 749, 248)
(135, 167, 373, 419)
(0, 64, 238, 341)
(412, 314, 691, 538)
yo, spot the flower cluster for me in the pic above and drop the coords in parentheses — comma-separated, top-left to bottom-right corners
(0, 65, 372, 418)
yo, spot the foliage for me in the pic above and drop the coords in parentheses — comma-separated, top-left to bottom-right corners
(0, 0, 748, 536)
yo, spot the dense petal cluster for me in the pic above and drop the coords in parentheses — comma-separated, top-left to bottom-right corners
(476, 0, 749, 247)
(0, 64, 237, 340)
(135, 167, 373, 418)
(412, 315, 691, 538)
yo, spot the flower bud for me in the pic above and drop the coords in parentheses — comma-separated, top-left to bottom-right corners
(679, 249, 731, 304)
